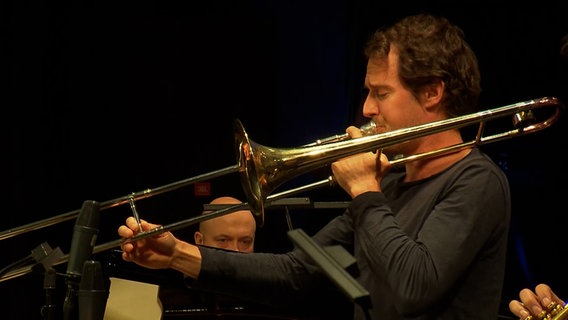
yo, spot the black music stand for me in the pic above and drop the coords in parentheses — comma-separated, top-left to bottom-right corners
(287, 229, 371, 314)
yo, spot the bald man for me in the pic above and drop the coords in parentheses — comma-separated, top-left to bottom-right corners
(193, 196, 256, 253)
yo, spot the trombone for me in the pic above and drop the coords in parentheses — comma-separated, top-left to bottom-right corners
(0, 96, 563, 281)
(234, 96, 563, 220)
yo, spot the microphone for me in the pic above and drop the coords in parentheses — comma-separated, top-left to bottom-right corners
(63, 200, 101, 320)
(78, 260, 108, 320)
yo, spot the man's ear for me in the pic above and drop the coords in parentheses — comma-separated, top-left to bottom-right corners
(194, 231, 204, 245)
(422, 80, 444, 109)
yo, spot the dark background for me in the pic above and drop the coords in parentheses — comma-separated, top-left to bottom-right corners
(3, 1, 568, 319)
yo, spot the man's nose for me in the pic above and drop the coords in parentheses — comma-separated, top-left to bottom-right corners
(228, 241, 240, 252)
(362, 96, 379, 118)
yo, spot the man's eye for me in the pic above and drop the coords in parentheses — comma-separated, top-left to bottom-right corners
(375, 92, 388, 99)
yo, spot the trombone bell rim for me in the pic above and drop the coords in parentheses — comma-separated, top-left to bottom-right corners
(235, 119, 265, 226)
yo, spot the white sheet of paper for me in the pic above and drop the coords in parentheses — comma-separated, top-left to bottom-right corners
(104, 277, 163, 320)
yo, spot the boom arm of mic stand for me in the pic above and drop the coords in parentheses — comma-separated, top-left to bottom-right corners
(0, 242, 64, 281)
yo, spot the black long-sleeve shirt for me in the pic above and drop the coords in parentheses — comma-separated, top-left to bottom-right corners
(189, 148, 511, 320)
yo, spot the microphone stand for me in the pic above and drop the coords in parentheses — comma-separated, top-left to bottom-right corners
(63, 274, 80, 320)
(41, 268, 58, 320)
(0, 241, 64, 319)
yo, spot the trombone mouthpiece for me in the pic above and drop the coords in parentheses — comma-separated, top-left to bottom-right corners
(359, 121, 377, 136)
(303, 120, 377, 147)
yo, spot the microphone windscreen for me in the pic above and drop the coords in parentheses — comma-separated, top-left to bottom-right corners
(78, 260, 108, 320)
(79, 260, 105, 291)
(66, 200, 100, 277)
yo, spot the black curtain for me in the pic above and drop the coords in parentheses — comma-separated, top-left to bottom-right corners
(3, 1, 568, 319)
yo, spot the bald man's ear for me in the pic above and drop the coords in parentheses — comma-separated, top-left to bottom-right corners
(194, 231, 204, 245)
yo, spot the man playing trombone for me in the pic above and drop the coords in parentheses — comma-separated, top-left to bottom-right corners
(118, 13, 511, 320)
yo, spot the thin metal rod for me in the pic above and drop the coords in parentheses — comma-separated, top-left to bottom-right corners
(93, 178, 336, 253)
(0, 164, 241, 241)
(128, 194, 143, 233)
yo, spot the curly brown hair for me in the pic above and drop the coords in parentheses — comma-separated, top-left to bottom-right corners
(364, 13, 481, 118)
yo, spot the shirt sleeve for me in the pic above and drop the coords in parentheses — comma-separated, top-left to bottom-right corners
(189, 239, 353, 312)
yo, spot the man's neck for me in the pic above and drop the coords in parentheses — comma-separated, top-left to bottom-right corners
(402, 130, 469, 181)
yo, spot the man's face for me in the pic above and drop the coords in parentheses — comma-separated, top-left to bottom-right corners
(194, 210, 256, 253)
(362, 48, 427, 157)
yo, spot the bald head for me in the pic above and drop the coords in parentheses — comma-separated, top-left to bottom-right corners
(194, 196, 256, 252)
